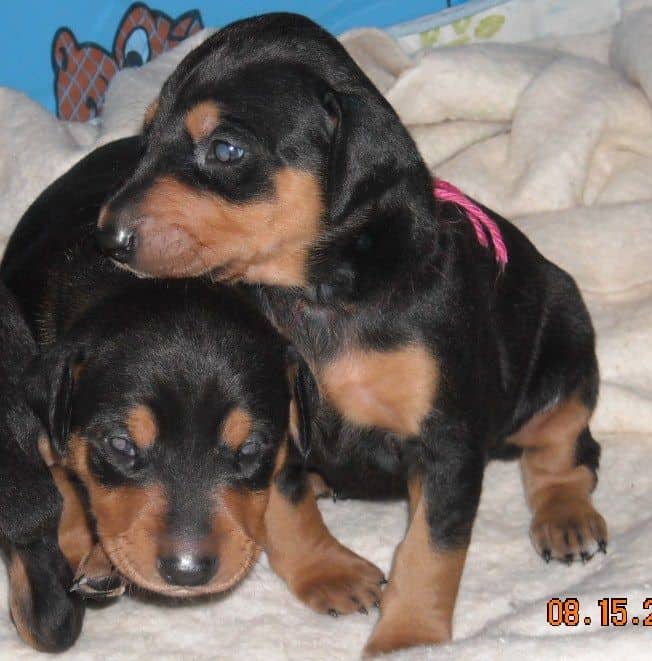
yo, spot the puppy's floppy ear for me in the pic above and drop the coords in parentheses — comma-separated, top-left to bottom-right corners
(323, 90, 416, 225)
(25, 345, 85, 458)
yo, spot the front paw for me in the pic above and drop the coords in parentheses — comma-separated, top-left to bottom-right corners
(306, 472, 337, 500)
(531, 498, 608, 564)
(291, 546, 385, 616)
(363, 607, 451, 657)
(70, 543, 126, 600)
(9, 542, 85, 652)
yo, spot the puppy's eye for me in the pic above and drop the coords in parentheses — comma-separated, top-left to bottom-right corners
(236, 433, 272, 479)
(239, 436, 261, 458)
(106, 435, 137, 459)
(211, 140, 244, 163)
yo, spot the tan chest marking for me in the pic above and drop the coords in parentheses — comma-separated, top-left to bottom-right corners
(319, 344, 439, 437)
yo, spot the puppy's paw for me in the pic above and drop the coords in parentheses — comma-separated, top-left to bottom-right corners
(70, 573, 126, 600)
(531, 498, 608, 564)
(292, 548, 385, 616)
(70, 543, 126, 600)
(306, 471, 336, 500)
(363, 609, 450, 657)
(9, 544, 85, 652)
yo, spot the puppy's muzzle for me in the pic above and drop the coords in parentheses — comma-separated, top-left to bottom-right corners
(96, 199, 140, 264)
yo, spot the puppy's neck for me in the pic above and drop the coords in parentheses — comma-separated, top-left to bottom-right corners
(305, 192, 441, 307)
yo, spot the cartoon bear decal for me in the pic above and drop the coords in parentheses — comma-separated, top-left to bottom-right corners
(52, 2, 203, 121)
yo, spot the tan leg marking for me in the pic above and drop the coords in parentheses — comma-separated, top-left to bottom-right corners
(37, 435, 57, 467)
(8, 553, 38, 650)
(50, 465, 94, 571)
(364, 480, 466, 656)
(510, 396, 607, 561)
(320, 344, 439, 437)
(306, 471, 334, 499)
(263, 464, 384, 615)
(38, 435, 93, 571)
(38, 441, 120, 598)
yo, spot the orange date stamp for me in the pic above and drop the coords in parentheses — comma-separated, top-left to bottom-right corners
(547, 598, 652, 627)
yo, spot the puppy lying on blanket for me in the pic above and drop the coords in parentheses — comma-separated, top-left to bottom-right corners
(0, 281, 85, 652)
(96, 13, 609, 655)
(0, 137, 383, 651)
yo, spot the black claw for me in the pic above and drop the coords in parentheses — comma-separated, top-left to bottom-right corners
(328, 609, 339, 618)
(332, 493, 338, 503)
(563, 553, 574, 565)
(359, 607, 368, 615)
(373, 600, 380, 609)
(598, 540, 607, 554)
(379, 578, 388, 585)
(580, 551, 590, 563)
(542, 549, 551, 563)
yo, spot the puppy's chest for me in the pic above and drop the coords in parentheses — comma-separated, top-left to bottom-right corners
(267, 294, 440, 439)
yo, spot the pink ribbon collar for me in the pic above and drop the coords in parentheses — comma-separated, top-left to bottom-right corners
(433, 179, 508, 267)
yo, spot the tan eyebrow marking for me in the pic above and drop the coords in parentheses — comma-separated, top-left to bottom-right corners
(185, 100, 220, 141)
(222, 407, 252, 450)
(126, 404, 158, 449)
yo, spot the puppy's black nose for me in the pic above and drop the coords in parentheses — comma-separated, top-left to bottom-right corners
(96, 224, 137, 263)
(157, 554, 218, 587)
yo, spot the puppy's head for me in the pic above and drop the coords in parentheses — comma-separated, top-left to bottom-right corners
(30, 284, 291, 597)
(96, 13, 431, 288)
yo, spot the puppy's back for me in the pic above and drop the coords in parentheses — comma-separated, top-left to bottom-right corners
(1, 137, 141, 334)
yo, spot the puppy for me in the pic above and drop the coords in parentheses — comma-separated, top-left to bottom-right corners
(95, 13, 607, 655)
(2, 138, 383, 651)
(0, 281, 85, 652)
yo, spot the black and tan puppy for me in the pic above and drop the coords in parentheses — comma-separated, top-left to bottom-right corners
(1, 139, 383, 651)
(95, 13, 607, 655)
(0, 281, 86, 652)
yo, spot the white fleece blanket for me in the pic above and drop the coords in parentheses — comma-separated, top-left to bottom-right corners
(2, 3, 652, 659)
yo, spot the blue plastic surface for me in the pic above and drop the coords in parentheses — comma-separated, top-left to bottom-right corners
(0, 1, 480, 114)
